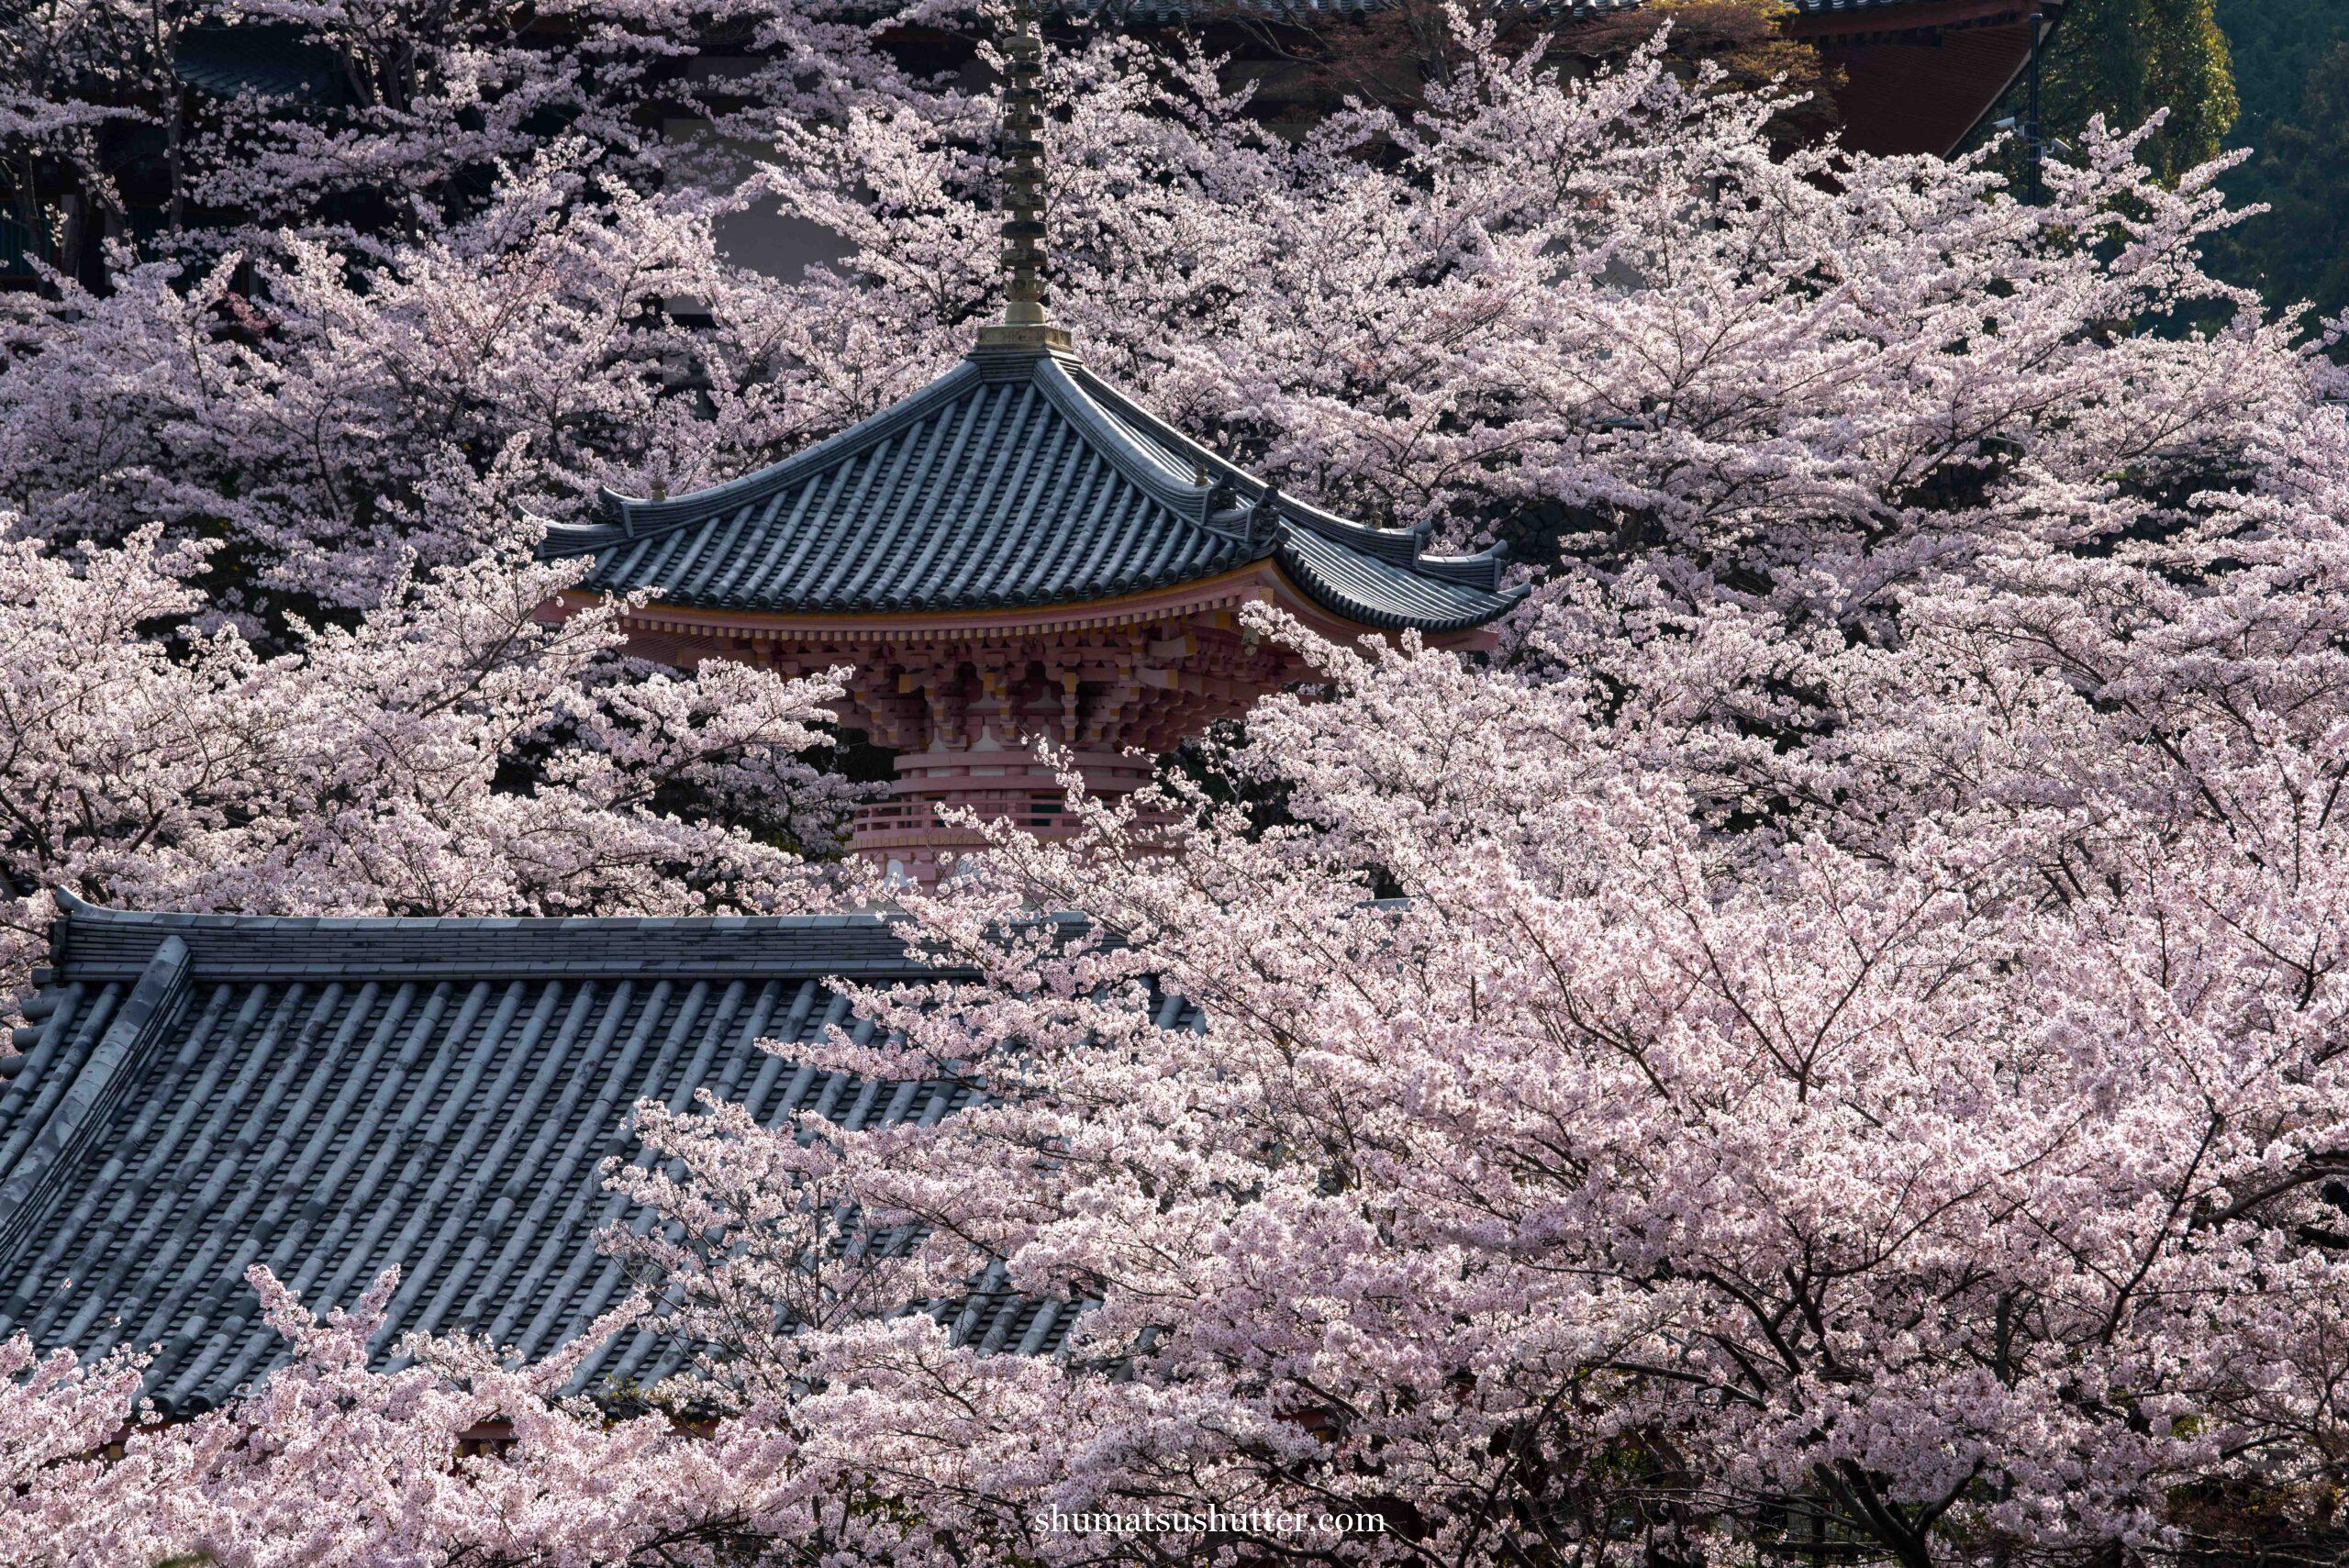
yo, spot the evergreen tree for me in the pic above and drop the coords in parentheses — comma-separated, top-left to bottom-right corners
(2042, 0, 2237, 179)
(2217, 0, 2345, 142)
(2210, 0, 2349, 325)
(2231, 41, 2349, 320)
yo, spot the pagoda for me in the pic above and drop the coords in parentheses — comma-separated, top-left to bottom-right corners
(539, 6, 1520, 882)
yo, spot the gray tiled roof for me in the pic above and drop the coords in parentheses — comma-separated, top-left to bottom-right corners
(173, 25, 353, 105)
(541, 347, 1521, 635)
(0, 894, 1149, 1406)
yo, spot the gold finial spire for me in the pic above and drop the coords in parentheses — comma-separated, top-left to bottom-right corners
(975, 0, 1074, 354)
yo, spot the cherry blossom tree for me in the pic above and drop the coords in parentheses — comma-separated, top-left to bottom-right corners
(15, 544, 2349, 1564)
(0, 6, 2283, 630)
(0, 1269, 842, 1567)
(581, 39, 2349, 1559)
(599, 580, 2349, 1565)
(0, 170, 859, 610)
(0, 520, 861, 997)
(0, 0, 181, 281)
(0, 0, 953, 612)
(759, 20, 2276, 594)
(3, 15, 2349, 1568)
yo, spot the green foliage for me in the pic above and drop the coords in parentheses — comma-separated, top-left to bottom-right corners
(2002, 0, 2349, 328)
(2042, 0, 2239, 180)
(2222, 40, 2349, 321)
(2219, 0, 2348, 139)
(2210, 0, 2349, 326)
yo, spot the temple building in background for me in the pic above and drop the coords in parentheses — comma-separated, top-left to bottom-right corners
(539, 9, 1519, 882)
(0, 2, 1509, 1408)
(1783, 0, 2065, 156)
(1075, 0, 2066, 159)
(538, 341, 1519, 881)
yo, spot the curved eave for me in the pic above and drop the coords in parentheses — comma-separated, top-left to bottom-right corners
(539, 349, 1517, 633)
(1275, 525, 1523, 633)
(1061, 366, 1418, 564)
(1061, 363, 1515, 595)
(561, 551, 1514, 649)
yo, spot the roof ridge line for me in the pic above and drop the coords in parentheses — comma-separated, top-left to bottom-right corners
(0, 934, 191, 1274)
(1058, 365, 1444, 572)
(1060, 362, 1254, 492)
(50, 887, 907, 933)
(45, 892, 1108, 974)
(1029, 360, 1230, 531)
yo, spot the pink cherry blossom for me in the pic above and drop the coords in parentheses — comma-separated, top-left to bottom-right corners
(0, 10, 2346, 1566)
(0, 522, 861, 997)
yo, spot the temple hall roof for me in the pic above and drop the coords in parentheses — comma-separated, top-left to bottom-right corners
(0, 895, 1140, 1406)
(540, 348, 1522, 635)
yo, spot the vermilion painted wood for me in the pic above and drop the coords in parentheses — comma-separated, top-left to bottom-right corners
(540, 343, 1520, 881)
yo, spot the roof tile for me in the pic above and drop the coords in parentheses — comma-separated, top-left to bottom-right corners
(541, 349, 1520, 634)
(0, 897, 1152, 1403)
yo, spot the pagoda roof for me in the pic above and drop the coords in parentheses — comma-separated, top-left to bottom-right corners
(0, 894, 1138, 1406)
(540, 348, 1522, 636)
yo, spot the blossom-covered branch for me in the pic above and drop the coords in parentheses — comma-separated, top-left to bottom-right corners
(0, 524, 860, 995)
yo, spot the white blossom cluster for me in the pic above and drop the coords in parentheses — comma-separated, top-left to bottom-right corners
(0, 3, 2344, 1563)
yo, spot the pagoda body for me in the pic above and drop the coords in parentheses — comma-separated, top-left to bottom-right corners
(539, 4, 1518, 881)
(540, 340, 1518, 880)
